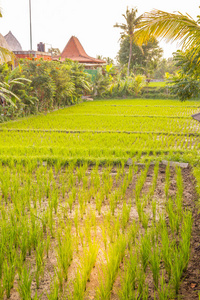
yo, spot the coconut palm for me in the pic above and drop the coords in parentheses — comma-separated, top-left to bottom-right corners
(0, 45, 14, 64)
(0, 9, 14, 63)
(114, 7, 143, 76)
(134, 9, 200, 58)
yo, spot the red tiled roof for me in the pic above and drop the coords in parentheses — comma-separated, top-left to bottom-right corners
(59, 36, 105, 64)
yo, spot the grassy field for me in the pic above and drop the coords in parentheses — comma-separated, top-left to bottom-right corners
(0, 99, 200, 164)
(148, 82, 166, 88)
(0, 98, 199, 299)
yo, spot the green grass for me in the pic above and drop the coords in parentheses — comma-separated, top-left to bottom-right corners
(0, 98, 199, 163)
(148, 82, 166, 88)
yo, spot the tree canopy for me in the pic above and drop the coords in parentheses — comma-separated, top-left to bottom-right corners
(117, 36, 163, 76)
(114, 7, 143, 75)
(0, 9, 14, 64)
(134, 9, 200, 60)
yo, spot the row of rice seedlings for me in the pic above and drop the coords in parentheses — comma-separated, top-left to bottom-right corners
(146, 161, 159, 203)
(0, 164, 57, 297)
(164, 163, 170, 199)
(175, 166, 184, 214)
(50, 101, 200, 117)
(17, 264, 34, 300)
(72, 241, 99, 299)
(1, 111, 198, 134)
(96, 234, 127, 299)
(56, 222, 73, 290)
(119, 165, 193, 299)
(101, 212, 119, 247)
(135, 162, 150, 201)
(162, 168, 193, 295)
(164, 209, 192, 296)
(119, 249, 138, 299)
(0, 206, 46, 297)
(119, 223, 152, 300)
(1, 130, 199, 161)
(133, 162, 151, 225)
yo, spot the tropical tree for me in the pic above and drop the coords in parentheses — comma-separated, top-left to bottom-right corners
(0, 8, 15, 64)
(167, 50, 200, 100)
(132, 9, 200, 100)
(0, 47, 14, 64)
(153, 57, 179, 79)
(117, 36, 163, 76)
(0, 9, 14, 64)
(114, 7, 142, 76)
(134, 9, 200, 59)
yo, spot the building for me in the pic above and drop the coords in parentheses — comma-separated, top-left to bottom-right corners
(4, 32, 51, 63)
(2, 32, 105, 68)
(13, 41, 51, 62)
(4, 31, 22, 51)
(13, 50, 52, 61)
(55, 36, 106, 69)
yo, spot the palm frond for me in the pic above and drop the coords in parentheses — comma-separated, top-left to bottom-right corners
(134, 9, 200, 52)
(9, 78, 31, 85)
(0, 47, 15, 64)
(1, 94, 17, 107)
(0, 87, 21, 102)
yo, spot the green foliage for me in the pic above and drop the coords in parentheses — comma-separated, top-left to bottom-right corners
(93, 70, 146, 98)
(0, 60, 92, 121)
(167, 50, 200, 101)
(117, 36, 163, 75)
(92, 68, 110, 97)
(153, 57, 179, 79)
(114, 7, 143, 75)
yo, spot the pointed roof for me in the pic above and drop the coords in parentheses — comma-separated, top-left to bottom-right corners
(4, 31, 22, 51)
(59, 36, 105, 64)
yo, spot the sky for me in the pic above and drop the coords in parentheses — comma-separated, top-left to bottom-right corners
(0, 0, 199, 61)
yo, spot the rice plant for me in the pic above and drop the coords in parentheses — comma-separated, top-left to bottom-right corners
(56, 225, 73, 281)
(18, 265, 32, 300)
(150, 244, 160, 289)
(97, 234, 126, 299)
(3, 257, 16, 298)
(157, 271, 172, 300)
(119, 250, 138, 299)
(140, 231, 151, 272)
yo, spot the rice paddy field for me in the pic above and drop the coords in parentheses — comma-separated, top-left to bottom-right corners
(0, 99, 200, 299)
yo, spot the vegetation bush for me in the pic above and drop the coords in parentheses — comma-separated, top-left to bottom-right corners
(92, 66, 176, 100)
(0, 59, 92, 122)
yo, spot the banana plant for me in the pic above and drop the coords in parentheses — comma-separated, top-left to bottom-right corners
(0, 78, 31, 108)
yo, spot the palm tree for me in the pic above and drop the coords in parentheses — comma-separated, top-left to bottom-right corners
(134, 9, 200, 58)
(114, 7, 142, 76)
(0, 45, 14, 64)
(0, 8, 14, 64)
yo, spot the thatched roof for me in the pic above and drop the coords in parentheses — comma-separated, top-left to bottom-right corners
(58, 36, 106, 64)
(4, 31, 22, 51)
